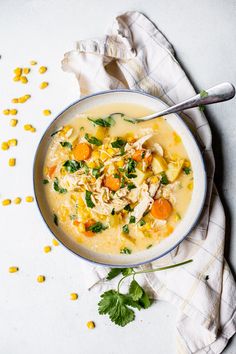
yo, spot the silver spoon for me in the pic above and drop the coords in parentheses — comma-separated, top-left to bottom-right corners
(134, 82, 235, 122)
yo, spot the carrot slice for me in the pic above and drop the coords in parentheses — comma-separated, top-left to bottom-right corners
(72, 143, 91, 161)
(151, 198, 173, 220)
(104, 175, 120, 191)
(84, 220, 96, 237)
(132, 150, 152, 164)
(48, 165, 57, 178)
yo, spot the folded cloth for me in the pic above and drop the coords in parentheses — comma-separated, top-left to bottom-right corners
(62, 11, 236, 354)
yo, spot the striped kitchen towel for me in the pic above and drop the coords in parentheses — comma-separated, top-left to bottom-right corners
(62, 11, 236, 354)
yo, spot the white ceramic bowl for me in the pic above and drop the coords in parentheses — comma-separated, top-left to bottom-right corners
(33, 90, 206, 267)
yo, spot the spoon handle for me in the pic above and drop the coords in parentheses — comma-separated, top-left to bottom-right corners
(140, 82, 235, 121)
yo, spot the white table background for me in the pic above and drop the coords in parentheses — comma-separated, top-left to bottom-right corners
(0, 1, 235, 353)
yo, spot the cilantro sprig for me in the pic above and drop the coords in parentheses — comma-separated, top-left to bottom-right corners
(98, 259, 193, 327)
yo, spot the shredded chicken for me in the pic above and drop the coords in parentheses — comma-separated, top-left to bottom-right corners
(132, 134, 153, 150)
(132, 192, 153, 222)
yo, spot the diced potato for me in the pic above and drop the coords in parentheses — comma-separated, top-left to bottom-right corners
(95, 126, 107, 140)
(133, 169, 151, 186)
(110, 214, 120, 227)
(165, 159, 184, 182)
(151, 154, 168, 174)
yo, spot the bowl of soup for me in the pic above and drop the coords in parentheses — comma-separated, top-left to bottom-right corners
(33, 90, 206, 267)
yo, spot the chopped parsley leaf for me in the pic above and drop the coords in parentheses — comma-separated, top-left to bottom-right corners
(88, 222, 108, 233)
(63, 160, 84, 173)
(53, 214, 58, 226)
(183, 167, 191, 175)
(43, 179, 49, 185)
(60, 141, 72, 149)
(85, 190, 95, 208)
(127, 158, 137, 173)
(127, 183, 136, 191)
(139, 219, 146, 226)
(111, 208, 115, 215)
(120, 247, 132, 254)
(53, 177, 67, 194)
(125, 173, 137, 179)
(160, 172, 169, 185)
(124, 204, 133, 212)
(129, 216, 136, 224)
(84, 133, 102, 146)
(122, 224, 129, 234)
(88, 116, 115, 127)
(111, 138, 126, 149)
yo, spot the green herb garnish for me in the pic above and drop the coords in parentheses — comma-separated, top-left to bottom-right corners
(122, 225, 129, 234)
(120, 247, 131, 254)
(120, 177, 126, 188)
(200, 90, 208, 98)
(84, 133, 102, 146)
(129, 216, 136, 224)
(92, 167, 102, 179)
(125, 173, 137, 179)
(124, 204, 133, 212)
(111, 138, 126, 149)
(160, 172, 169, 185)
(183, 167, 191, 175)
(53, 177, 67, 194)
(63, 160, 84, 173)
(113, 173, 120, 179)
(139, 219, 146, 226)
(60, 141, 72, 149)
(127, 158, 137, 173)
(88, 222, 108, 233)
(88, 116, 115, 127)
(147, 244, 152, 249)
(43, 179, 49, 185)
(123, 118, 136, 124)
(98, 259, 193, 327)
(127, 183, 136, 191)
(85, 190, 95, 208)
(111, 208, 115, 215)
(53, 214, 58, 226)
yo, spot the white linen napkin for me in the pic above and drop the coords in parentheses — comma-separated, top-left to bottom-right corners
(62, 11, 236, 354)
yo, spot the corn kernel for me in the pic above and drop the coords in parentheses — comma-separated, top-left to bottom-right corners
(187, 182, 194, 190)
(10, 119, 18, 127)
(37, 275, 45, 283)
(145, 223, 151, 230)
(184, 160, 190, 168)
(23, 68, 30, 74)
(25, 196, 34, 202)
(44, 245, 51, 253)
(92, 151, 99, 159)
(1, 142, 9, 150)
(11, 98, 19, 104)
(30, 127, 36, 133)
(14, 67, 22, 76)
(52, 238, 59, 246)
(39, 66, 47, 74)
(13, 76, 21, 82)
(116, 160, 124, 168)
(173, 132, 181, 144)
(70, 293, 78, 301)
(87, 161, 96, 168)
(87, 321, 95, 329)
(8, 158, 16, 167)
(9, 266, 19, 273)
(77, 223, 85, 233)
(24, 124, 32, 131)
(20, 76, 28, 84)
(3, 109, 10, 115)
(30, 60, 37, 65)
(2, 199, 11, 206)
(10, 109, 17, 115)
(24, 94, 31, 100)
(43, 109, 51, 116)
(8, 139, 17, 146)
(14, 197, 22, 204)
(174, 213, 181, 222)
(40, 81, 49, 89)
(77, 196, 85, 207)
(100, 151, 109, 161)
(107, 148, 115, 156)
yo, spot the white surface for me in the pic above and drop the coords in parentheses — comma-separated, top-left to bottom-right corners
(0, 1, 235, 353)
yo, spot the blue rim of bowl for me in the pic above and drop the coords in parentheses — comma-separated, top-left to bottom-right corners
(33, 89, 207, 268)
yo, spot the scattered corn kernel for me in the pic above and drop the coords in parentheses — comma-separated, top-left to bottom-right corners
(70, 293, 78, 301)
(173, 132, 181, 144)
(87, 161, 96, 168)
(37, 275, 45, 283)
(9, 266, 19, 273)
(30, 127, 36, 133)
(2, 199, 11, 206)
(174, 213, 181, 222)
(20, 76, 28, 84)
(14, 67, 22, 76)
(24, 124, 32, 131)
(107, 148, 115, 156)
(92, 151, 99, 159)
(10, 119, 18, 127)
(23, 68, 30, 74)
(3, 109, 10, 115)
(10, 109, 17, 115)
(24, 94, 31, 99)
(14, 197, 22, 204)
(11, 98, 19, 104)
(30, 60, 37, 65)
(39, 66, 47, 74)
(1, 142, 9, 150)
(87, 321, 95, 329)
(43, 109, 51, 116)
(52, 238, 59, 246)
(44, 245, 51, 253)
(77, 196, 85, 207)
(13, 76, 21, 82)
(40, 81, 49, 89)
(25, 196, 34, 202)
(184, 160, 190, 168)
(8, 139, 17, 146)
(8, 158, 16, 167)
